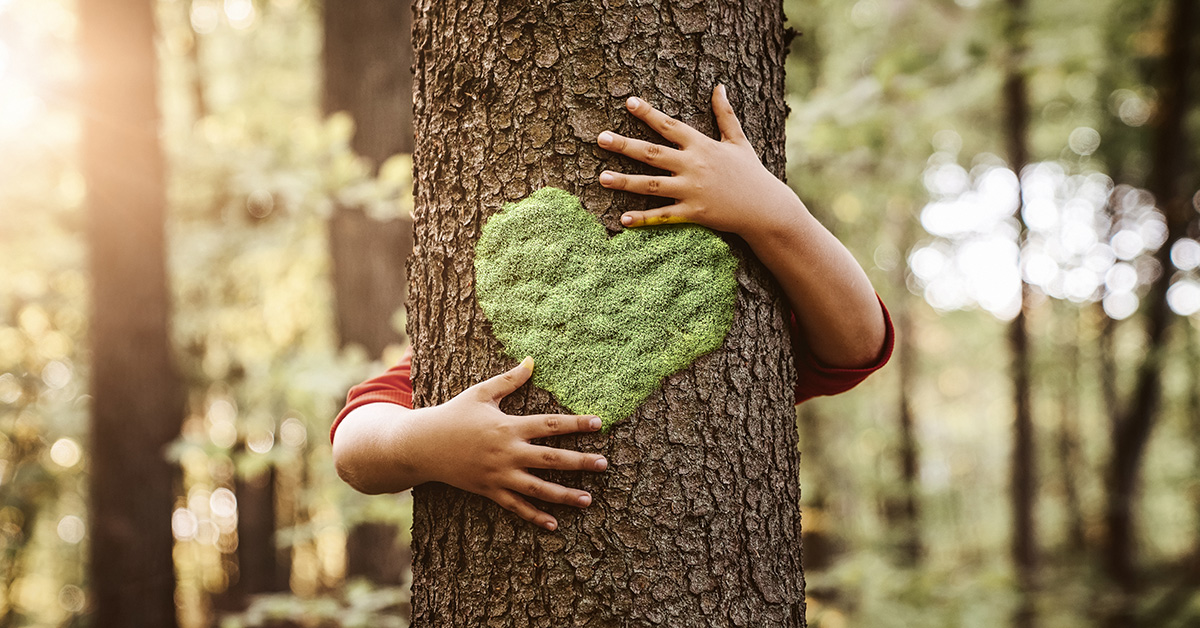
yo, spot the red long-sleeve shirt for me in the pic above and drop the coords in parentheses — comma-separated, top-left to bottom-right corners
(330, 299, 894, 443)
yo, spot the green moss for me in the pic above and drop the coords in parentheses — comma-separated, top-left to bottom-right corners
(474, 187, 738, 429)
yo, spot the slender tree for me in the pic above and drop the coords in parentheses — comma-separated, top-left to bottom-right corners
(80, 0, 185, 625)
(407, 0, 803, 624)
(1105, 0, 1197, 613)
(1002, 0, 1038, 624)
(322, 0, 415, 585)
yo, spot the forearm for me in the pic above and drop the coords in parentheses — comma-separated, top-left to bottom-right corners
(332, 402, 431, 495)
(742, 185, 886, 368)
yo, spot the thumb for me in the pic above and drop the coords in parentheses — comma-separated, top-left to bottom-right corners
(477, 356, 534, 401)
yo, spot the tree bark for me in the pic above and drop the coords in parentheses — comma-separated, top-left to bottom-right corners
(80, 0, 185, 625)
(1003, 0, 1037, 625)
(407, 0, 801, 625)
(1105, 0, 1197, 607)
(322, 0, 416, 586)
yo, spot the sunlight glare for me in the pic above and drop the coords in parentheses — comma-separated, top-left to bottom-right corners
(0, 38, 8, 80)
(1103, 291, 1139, 320)
(1063, 268, 1100, 302)
(1111, 230, 1144, 260)
(57, 515, 85, 544)
(50, 438, 82, 468)
(1105, 262, 1138, 293)
(191, 0, 220, 34)
(225, 0, 256, 29)
(1171, 238, 1200, 271)
(1166, 280, 1200, 316)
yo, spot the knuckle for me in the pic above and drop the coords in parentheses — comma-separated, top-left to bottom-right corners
(526, 482, 544, 498)
(647, 179, 661, 193)
(545, 415, 561, 432)
(645, 144, 662, 161)
(541, 450, 561, 466)
(661, 116, 677, 129)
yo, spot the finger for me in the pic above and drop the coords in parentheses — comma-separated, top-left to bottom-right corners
(510, 471, 594, 509)
(493, 489, 558, 531)
(625, 96, 706, 147)
(475, 356, 534, 401)
(596, 131, 683, 170)
(520, 443, 609, 472)
(520, 413, 603, 439)
(598, 171, 682, 199)
(620, 204, 692, 228)
(712, 84, 748, 145)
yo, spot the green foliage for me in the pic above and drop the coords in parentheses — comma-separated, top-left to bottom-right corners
(474, 187, 738, 429)
(219, 580, 409, 628)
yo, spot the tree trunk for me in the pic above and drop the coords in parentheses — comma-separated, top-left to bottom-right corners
(893, 214, 921, 567)
(322, 0, 415, 586)
(323, 0, 415, 357)
(1105, 0, 1197, 612)
(234, 464, 290, 597)
(1003, 0, 1037, 624)
(1056, 306, 1085, 554)
(80, 0, 185, 625)
(408, 0, 801, 625)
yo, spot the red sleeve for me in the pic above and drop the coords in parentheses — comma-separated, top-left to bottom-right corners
(793, 295, 894, 404)
(329, 298, 893, 442)
(329, 348, 413, 444)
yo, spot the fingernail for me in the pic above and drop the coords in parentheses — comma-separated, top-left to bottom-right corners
(621, 214, 634, 226)
(543, 519, 557, 531)
(520, 356, 534, 371)
(594, 457, 608, 471)
(719, 84, 727, 98)
(626, 96, 640, 109)
(599, 172, 614, 185)
(598, 131, 613, 146)
(590, 417, 602, 430)
(578, 494, 591, 507)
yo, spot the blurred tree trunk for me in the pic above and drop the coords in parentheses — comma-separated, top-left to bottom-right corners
(407, 0, 802, 625)
(79, 0, 184, 626)
(322, 0, 415, 586)
(1003, 0, 1037, 624)
(1055, 306, 1085, 554)
(234, 463, 290, 597)
(892, 213, 922, 567)
(1105, 0, 1197, 618)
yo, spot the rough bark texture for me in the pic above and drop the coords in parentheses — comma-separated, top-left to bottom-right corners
(322, 0, 415, 585)
(407, 0, 802, 625)
(80, 0, 184, 625)
(1003, 0, 1037, 625)
(1105, 0, 1196, 609)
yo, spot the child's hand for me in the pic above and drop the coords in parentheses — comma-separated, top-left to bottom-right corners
(415, 357, 608, 531)
(596, 85, 802, 243)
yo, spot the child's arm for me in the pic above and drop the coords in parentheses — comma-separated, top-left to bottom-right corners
(332, 357, 608, 531)
(596, 86, 888, 368)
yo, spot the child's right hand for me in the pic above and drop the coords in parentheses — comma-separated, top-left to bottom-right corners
(413, 357, 608, 531)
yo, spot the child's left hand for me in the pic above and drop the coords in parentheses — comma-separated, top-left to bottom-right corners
(596, 85, 803, 245)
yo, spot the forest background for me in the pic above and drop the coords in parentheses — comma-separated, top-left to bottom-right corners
(1, 0, 1199, 627)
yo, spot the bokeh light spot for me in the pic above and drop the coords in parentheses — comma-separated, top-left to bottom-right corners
(50, 438, 81, 468)
(57, 515, 85, 544)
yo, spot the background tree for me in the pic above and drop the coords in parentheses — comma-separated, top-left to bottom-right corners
(322, 0, 415, 586)
(406, 0, 805, 624)
(79, 0, 184, 625)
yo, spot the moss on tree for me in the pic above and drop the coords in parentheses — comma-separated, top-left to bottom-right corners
(474, 187, 738, 429)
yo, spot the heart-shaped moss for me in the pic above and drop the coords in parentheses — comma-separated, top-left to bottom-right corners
(474, 187, 738, 429)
